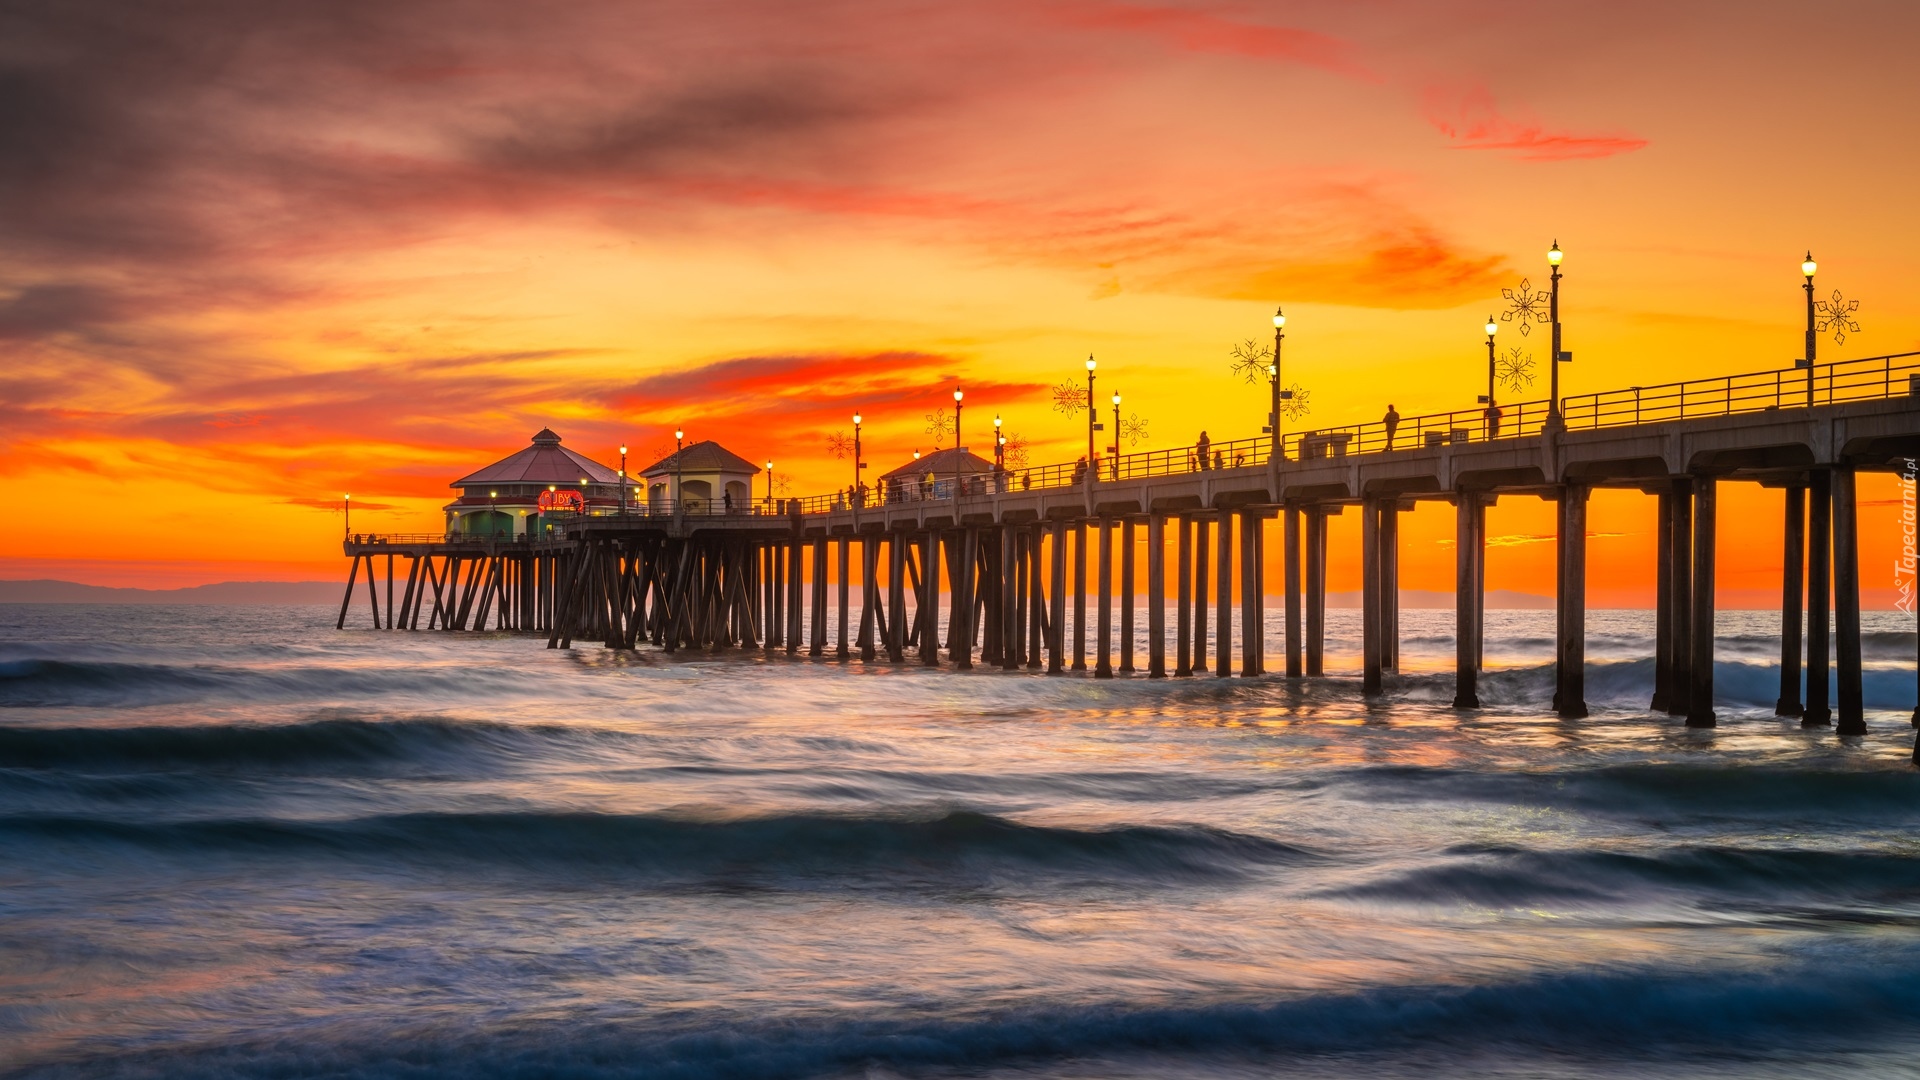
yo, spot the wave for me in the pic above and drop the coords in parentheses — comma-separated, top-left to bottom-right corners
(0, 658, 562, 708)
(1317, 842, 1920, 907)
(1383, 657, 1919, 712)
(0, 716, 580, 772)
(1326, 762, 1920, 821)
(0, 809, 1317, 886)
(14, 955, 1920, 1079)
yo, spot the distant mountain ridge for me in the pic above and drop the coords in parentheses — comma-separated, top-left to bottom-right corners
(0, 580, 340, 605)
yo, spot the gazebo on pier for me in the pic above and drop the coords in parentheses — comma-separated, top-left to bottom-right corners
(638, 441, 762, 513)
(878, 446, 998, 503)
(444, 428, 631, 538)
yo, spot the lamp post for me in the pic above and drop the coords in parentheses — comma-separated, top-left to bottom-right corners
(1110, 392, 1122, 480)
(852, 412, 863, 505)
(1480, 316, 1498, 437)
(993, 414, 1003, 468)
(674, 427, 684, 514)
(490, 490, 498, 536)
(1800, 252, 1818, 406)
(1547, 241, 1567, 430)
(344, 494, 351, 540)
(952, 389, 964, 498)
(618, 445, 628, 515)
(1269, 306, 1286, 461)
(1085, 356, 1099, 482)
(765, 460, 774, 510)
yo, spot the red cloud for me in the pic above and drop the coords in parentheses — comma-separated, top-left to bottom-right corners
(1050, 2, 1376, 81)
(1424, 84, 1647, 161)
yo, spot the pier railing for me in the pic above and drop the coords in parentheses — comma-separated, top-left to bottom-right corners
(1558, 351, 1920, 430)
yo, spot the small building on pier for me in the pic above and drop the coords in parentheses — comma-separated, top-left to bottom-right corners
(879, 446, 999, 502)
(445, 428, 631, 538)
(639, 441, 762, 513)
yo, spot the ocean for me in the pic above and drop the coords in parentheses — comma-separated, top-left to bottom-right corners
(3, 602, 1919, 1078)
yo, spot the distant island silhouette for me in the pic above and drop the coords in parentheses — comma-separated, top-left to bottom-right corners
(0, 580, 341, 605)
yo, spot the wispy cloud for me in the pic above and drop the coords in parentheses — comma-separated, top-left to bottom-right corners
(1423, 83, 1648, 161)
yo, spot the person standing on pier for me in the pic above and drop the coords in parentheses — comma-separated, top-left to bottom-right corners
(1383, 405, 1401, 450)
(1196, 431, 1211, 470)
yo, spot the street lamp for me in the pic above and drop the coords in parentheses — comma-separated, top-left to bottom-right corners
(490, 490, 498, 536)
(1110, 392, 1122, 479)
(1085, 356, 1099, 482)
(1480, 316, 1498, 438)
(993, 414, 1003, 468)
(1269, 306, 1286, 461)
(764, 459, 773, 509)
(674, 426, 684, 514)
(852, 412, 864, 506)
(952, 389, 964, 498)
(1546, 241, 1568, 429)
(344, 493, 351, 540)
(1799, 252, 1818, 406)
(618, 445, 628, 514)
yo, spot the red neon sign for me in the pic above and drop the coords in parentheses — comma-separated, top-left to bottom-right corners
(537, 489, 585, 512)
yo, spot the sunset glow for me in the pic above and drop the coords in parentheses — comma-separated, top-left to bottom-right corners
(4, 1, 1915, 598)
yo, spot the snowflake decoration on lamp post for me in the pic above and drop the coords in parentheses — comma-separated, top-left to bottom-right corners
(1815, 290, 1862, 345)
(826, 431, 854, 459)
(1119, 413, 1150, 448)
(1050, 381, 1089, 416)
(1228, 339, 1272, 384)
(773, 474, 792, 496)
(1500, 279, 1551, 337)
(1496, 347, 1537, 392)
(924, 408, 953, 441)
(1279, 383, 1311, 421)
(1002, 433, 1030, 468)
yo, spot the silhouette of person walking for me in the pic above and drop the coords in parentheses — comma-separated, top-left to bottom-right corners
(723, 491, 733, 513)
(1195, 430, 1211, 470)
(1383, 404, 1401, 450)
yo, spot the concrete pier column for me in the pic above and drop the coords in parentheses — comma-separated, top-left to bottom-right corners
(859, 535, 879, 661)
(888, 534, 907, 662)
(1120, 518, 1137, 674)
(1806, 470, 1832, 725)
(1306, 508, 1326, 677)
(1027, 526, 1045, 669)
(1194, 517, 1210, 674)
(1148, 514, 1167, 677)
(786, 541, 803, 655)
(1453, 491, 1481, 709)
(1474, 498, 1487, 670)
(1652, 489, 1674, 712)
(1556, 483, 1589, 719)
(1072, 521, 1088, 671)
(1687, 475, 1717, 728)
(836, 537, 851, 660)
(1049, 520, 1068, 674)
(1833, 466, 1865, 735)
(1381, 502, 1400, 673)
(1284, 506, 1303, 677)
(954, 528, 976, 670)
(1012, 530, 1029, 667)
(1668, 480, 1693, 717)
(921, 531, 941, 667)
(1362, 499, 1383, 696)
(810, 538, 828, 657)
(1777, 484, 1806, 717)
(1240, 510, 1263, 676)
(1002, 526, 1020, 671)
(1175, 516, 1193, 676)
(1215, 508, 1233, 677)
(1096, 517, 1114, 678)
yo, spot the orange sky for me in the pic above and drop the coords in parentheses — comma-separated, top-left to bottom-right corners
(2, 0, 1915, 601)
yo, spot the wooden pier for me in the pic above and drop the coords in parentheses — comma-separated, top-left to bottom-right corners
(343, 354, 1920, 734)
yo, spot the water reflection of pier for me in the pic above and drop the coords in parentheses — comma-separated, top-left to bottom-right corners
(342, 354, 1920, 736)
